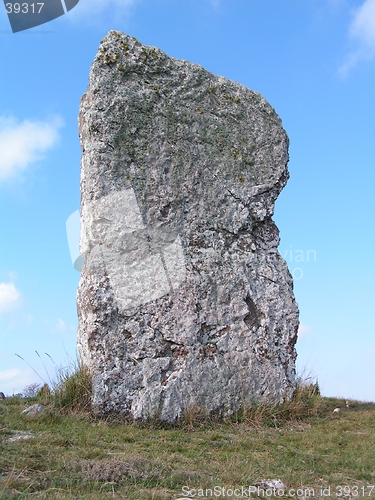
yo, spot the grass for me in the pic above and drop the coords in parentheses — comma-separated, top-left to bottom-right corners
(1, 369, 375, 499)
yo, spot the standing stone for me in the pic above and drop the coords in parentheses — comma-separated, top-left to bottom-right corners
(77, 31, 299, 421)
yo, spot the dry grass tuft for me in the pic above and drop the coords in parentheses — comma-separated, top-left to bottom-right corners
(238, 376, 323, 427)
(70, 457, 162, 484)
(36, 362, 92, 413)
(52, 363, 92, 412)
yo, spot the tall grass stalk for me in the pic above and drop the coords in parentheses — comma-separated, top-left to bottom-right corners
(16, 352, 92, 413)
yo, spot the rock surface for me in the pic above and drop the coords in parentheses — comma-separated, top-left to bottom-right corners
(77, 30, 299, 421)
(6, 430, 36, 442)
(21, 404, 45, 417)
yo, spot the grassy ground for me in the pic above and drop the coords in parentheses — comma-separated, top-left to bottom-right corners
(1, 374, 375, 499)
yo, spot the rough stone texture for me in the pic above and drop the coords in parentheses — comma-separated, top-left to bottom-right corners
(77, 30, 299, 421)
(6, 430, 36, 442)
(21, 404, 45, 417)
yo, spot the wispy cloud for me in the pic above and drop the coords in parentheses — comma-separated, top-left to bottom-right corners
(55, 318, 67, 333)
(328, 0, 347, 9)
(0, 368, 20, 381)
(51, 318, 67, 334)
(66, 0, 137, 24)
(44, 317, 75, 336)
(0, 116, 63, 182)
(0, 282, 21, 314)
(339, 0, 375, 75)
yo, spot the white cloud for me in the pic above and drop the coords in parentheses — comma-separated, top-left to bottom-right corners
(0, 116, 63, 182)
(350, 0, 375, 49)
(297, 323, 312, 340)
(0, 367, 40, 396)
(0, 282, 21, 314)
(339, 0, 375, 75)
(66, 0, 137, 23)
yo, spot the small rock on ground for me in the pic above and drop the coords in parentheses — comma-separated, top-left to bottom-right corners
(257, 479, 287, 490)
(5, 430, 36, 442)
(21, 404, 45, 417)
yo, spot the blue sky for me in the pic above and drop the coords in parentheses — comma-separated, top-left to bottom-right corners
(0, 0, 374, 401)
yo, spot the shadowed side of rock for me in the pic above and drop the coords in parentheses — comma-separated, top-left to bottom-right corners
(77, 30, 299, 422)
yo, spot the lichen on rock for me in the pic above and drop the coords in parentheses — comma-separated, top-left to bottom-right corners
(77, 30, 299, 421)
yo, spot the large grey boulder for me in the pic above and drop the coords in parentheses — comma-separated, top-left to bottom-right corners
(77, 30, 299, 421)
